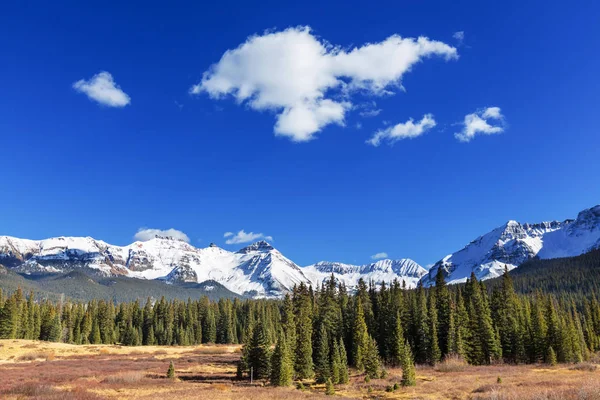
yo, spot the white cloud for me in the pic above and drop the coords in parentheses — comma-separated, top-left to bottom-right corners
(453, 31, 465, 45)
(191, 26, 457, 142)
(371, 252, 388, 260)
(367, 114, 436, 146)
(73, 71, 130, 107)
(224, 229, 273, 245)
(455, 107, 505, 142)
(134, 228, 190, 243)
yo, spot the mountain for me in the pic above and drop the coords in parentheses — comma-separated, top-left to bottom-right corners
(303, 258, 427, 289)
(0, 234, 427, 298)
(421, 205, 600, 286)
(2, 204, 599, 297)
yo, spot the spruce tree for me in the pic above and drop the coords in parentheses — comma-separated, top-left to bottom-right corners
(325, 378, 335, 395)
(315, 323, 331, 383)
(338, 337, 349, 384)
(352, 297, 370, 371)
(400, 340, 416, 387)
(363, 337, 381, 380)
(270, 330, 293, 386)
(294, 283, 314, 379)
(547, 346, 557, 366)
(427, 292, 441, 365)
(247, 322, 271, 380)
(167, 361, 176, 379)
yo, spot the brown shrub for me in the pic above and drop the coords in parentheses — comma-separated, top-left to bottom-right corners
(3, 383, 103, 400)
(102, 371, 146, 384)
(17, 351, 54, 361)
(436, 354, 468, 372)
(98, 348, 111, 355)
(569, 362, 598, 372)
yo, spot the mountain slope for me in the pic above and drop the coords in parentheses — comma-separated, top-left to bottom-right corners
(303, 258, 427, 289)
(422, 205, 600, 285)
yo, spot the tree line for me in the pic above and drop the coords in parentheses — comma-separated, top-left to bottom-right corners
(1, 268, 600, 387)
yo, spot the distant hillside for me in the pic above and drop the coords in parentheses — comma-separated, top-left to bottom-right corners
(0, 266, 239, 302)
(487, 248, 600, 296)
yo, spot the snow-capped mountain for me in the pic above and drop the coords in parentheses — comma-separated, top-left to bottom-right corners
(421, 205, 600, 286)
(303, 259, 427, 290)
(0, 234, 428, 297)
(2, 204, 599, 297)
(0, 236, 312, 298)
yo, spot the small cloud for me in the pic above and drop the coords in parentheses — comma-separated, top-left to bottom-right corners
(134, 228, 190, 243)
(355, 122, 363, 130)
(224, 229, 273, 245)
(455, 107, 505, 142)
(358, 101, 382, 118)
(371, 252, 388, 260)
(73, 71, 130, 107)
(367, 114, 436, 146)
(175, 100, 184, 110)
(453, 31, 465, 45)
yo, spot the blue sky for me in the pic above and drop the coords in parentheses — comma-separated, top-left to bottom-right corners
(1, 0, 599, 267)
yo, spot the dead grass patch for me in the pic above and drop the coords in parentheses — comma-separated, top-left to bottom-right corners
(17, 350, 55, 362)
(436, 353, 468, 372)
(102, 371, 147, 384)
(570, 362, 598, 372)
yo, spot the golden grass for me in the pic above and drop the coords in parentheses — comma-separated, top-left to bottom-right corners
(1, 340, 599, 400)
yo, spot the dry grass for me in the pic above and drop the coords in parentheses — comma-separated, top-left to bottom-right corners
(102, 371, 146, 384)
(569, 362, 598, 372)
(1, 340, 599, 400)
(435, 353, 468, 372)
(17, 350, 55, 362)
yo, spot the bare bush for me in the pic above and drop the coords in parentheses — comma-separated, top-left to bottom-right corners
(436, 354, 468, 372)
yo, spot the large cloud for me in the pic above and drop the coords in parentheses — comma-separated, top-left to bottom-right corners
(224, 230, 273, 245)
(191, 27, 457, 142)
(455, 107, 505, 142)
(134, 228, 190, 243)
(367, 114, 436, 146)
(73, 71, 130, 107)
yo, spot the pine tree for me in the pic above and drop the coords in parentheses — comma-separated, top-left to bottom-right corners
(434, 267, 452, 358)
(294, 283, 314, 379)
(167, 361, 176, 379)
(270, 330, 293, 386)
(331, 338, 342, 384)
(247, 322, 271, 380)
(352, 297, 370, 371)
(400, 340, 416, 387)
(363, 337, 381, 380)
(428, 292, 441, 365)
(325, 378, 335, 395)
(547, 346, 557, 366)
(315, 323, 331, 383)
(338, 337, 349, 384)
(390, 311, 405, 367)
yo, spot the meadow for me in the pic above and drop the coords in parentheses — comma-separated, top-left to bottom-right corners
(1, 340, 599, 400)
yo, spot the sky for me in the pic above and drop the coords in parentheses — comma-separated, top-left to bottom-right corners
(1, 0, 599, 267)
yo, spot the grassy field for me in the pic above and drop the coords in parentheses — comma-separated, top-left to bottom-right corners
(1, 340, 599, 399)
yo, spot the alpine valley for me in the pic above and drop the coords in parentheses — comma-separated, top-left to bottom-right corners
(1, 204, 599, 299)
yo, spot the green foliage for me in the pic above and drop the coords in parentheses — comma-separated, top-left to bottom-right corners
(270, 330, 293, 386)
(547, 346, 557, 366)
(325, 378, 335, 395)
(401, 340, 416, 387)
(167, 361, 175, 379)
(363, 337, 381, 379)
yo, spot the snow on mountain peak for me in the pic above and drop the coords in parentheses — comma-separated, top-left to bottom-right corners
(422, 205, 600, 286)
(236, 240, 274, 254)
